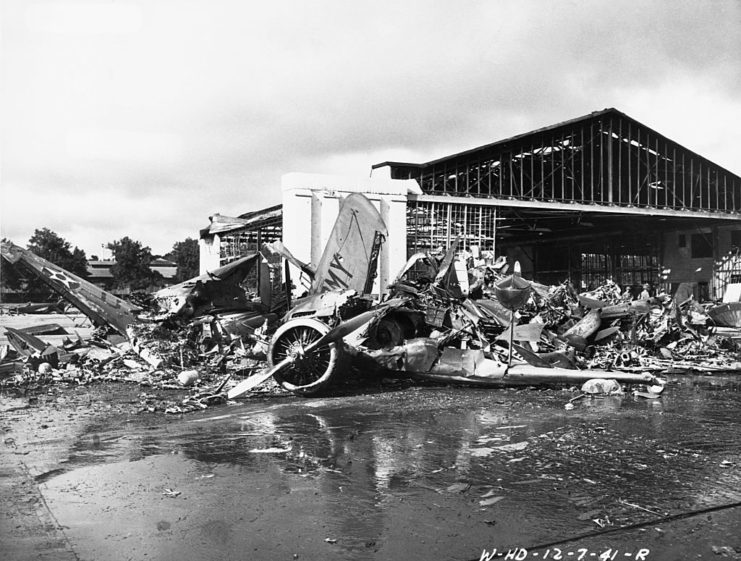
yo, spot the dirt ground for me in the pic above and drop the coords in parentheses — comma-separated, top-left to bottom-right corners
(1, 384, 140, 560)
(2, 374, 741, 561)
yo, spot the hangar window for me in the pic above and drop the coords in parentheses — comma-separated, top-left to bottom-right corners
(581, 252, 657, 292)
(406, 201, 497, 256)
(691, 233, 713, 259)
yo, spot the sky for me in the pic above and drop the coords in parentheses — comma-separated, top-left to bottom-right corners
(1, 0, 740, 258)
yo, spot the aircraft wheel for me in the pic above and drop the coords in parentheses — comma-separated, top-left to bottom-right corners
(268, 318, 344, 396)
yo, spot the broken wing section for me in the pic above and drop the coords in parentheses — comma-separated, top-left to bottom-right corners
(311, 193, 388, 295)
(156, 241, 316, 322)
(154, 252, 263, 318)
(1, 241, 138, 336)
(264, 240, 315, 280)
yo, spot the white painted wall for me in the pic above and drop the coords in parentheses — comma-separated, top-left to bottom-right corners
(282, 172, 421, 296)
(199, 235, 221, 274)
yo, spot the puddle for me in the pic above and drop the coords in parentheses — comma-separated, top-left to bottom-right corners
(35, 379, 741, 560)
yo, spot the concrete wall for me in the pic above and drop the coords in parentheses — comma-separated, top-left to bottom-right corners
(661, 224, 741, 300)
(661, 228, 713, 283)
(199, 236, 221, 274)
(282, 172, 421, 297)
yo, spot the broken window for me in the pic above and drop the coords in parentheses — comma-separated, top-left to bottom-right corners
(691, 233, 713, 259)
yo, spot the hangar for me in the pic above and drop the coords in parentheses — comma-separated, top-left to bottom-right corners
(200, 108, 741, 300)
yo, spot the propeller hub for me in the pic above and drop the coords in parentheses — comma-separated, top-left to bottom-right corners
(287, 342, 307, 363)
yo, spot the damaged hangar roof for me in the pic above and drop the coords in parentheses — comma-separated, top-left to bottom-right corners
(372, 107, 741, 219)
(372, 107, 741, 182)
(200, 204, 282, 239)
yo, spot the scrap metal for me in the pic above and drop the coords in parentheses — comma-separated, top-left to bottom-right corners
(4, 195, 741, 407)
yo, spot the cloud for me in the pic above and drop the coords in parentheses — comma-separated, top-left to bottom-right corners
(25, 2, 143, 34)
(2, 0, 740, 257)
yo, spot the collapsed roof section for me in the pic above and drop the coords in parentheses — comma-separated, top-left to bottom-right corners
(200, 204, 282, 238)
(200, 204, 283, 266)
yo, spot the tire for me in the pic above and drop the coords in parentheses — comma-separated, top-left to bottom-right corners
(268, 318, 344, 396)
(373, 313, 416, 348)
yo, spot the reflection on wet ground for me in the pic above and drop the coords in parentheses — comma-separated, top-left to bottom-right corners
(39, 376, 741, 560)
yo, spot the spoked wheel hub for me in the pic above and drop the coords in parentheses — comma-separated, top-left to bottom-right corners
(268, 318, 344, 396)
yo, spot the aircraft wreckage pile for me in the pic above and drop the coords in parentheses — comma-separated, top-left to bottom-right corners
(2, 196, 741, 412)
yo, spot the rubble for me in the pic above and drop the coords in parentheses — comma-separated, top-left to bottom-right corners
(4, 195, 741, 410)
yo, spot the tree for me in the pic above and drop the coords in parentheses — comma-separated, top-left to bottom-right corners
(5, 228, 90, 301)
(0, 239, 25, 300)
(168, 237, 200, 282)
(27, 228, 89, 278)
(107, 237, 162, 291)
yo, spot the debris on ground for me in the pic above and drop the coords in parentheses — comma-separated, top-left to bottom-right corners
(4, 194, 741, 411)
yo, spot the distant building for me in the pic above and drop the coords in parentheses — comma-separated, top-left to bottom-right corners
(87, 258, 178, 292)
(86, 260, 116, 290)
(150, 258, 178, 282)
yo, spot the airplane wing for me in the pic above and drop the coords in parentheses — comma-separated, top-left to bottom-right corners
(154, 252, 262, 317)
(1, 241, 138, 336)
(311, 193, 388, 295)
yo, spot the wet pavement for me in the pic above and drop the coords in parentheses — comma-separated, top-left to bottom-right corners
(2, 376, 741, 561)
